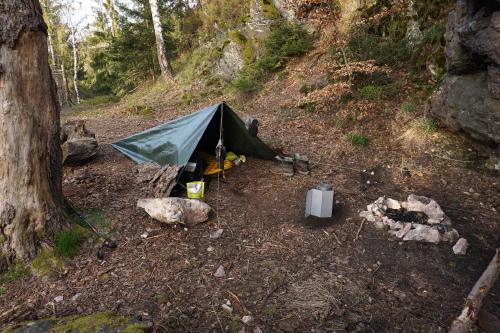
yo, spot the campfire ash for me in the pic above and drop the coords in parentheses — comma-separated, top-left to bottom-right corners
(360, 195, 459, 244)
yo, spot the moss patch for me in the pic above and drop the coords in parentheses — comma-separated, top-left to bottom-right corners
(259, 0, 281, 19)
(31, 248, 64, 278)
(0, 262, 31, 284)
(45, 311, 150, 333)
(229, 30, 247, 45)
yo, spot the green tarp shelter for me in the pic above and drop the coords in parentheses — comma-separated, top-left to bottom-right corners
(112, 102, 276, 167)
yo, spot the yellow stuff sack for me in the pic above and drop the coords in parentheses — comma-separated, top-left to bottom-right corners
(204, 158, 233, 175)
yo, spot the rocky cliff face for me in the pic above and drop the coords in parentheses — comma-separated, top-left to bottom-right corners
(431, 0, 500, 145)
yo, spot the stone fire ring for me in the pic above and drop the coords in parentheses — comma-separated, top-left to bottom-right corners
(360, 194, 459, 244)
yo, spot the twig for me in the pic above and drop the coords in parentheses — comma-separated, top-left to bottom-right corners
(426, 152, 473, 163)
(211, 303, 224, 333)
(355, 219, 366, 241)
(331, 231, 343, 245)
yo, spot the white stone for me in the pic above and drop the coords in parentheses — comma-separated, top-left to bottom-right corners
(214, 265, 225, 278)
(54, 296, 64, 303)
(207, 246, 214, 252)
(441, 229, 460, 243)
(137, 198, 212, 226)
(366, 214, 382, 223)
(70, 293, 81, 302)
(404, 195, 445, 221)
(241, 315, 254, 325)
(222, 304, 233, 313)
(395, 223, 412, 238)
(403, 224, 440, 243)
(373, 220, 386, 230)
(385, 198, 401, 210)
(453, 238, 469, 255)
(210, 229, 224, 240)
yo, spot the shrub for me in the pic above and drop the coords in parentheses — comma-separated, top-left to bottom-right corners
(233, 67, 262, 93)
(359, 85, 383, 99)
(419, 117, 438, 133)
(261, 21, 313, 69)
(402, 103, 416, 114)
(299, 83, 310, 94)
(233, 20, 312, 92)
(347, 30, 412, 67)
(346, 132, 369, 146)
(55, 226, 89, 258)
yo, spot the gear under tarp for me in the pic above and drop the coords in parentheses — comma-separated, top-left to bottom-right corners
(112, 102, 276, 167)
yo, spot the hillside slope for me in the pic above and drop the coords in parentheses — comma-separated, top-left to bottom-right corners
(1, 1, 499, 332)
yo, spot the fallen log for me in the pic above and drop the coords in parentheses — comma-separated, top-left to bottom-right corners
(449, 248, 499, 333)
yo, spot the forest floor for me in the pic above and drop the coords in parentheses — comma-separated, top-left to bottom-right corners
(2, 41, 500, 333)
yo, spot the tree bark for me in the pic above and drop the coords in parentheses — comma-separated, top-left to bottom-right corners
(0, 0, 66, 269)
(148, 0, 173, 80)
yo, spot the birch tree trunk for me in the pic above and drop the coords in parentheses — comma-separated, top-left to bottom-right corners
(47, 32, 56, 66)
(0, 0, 66, 269)
(149, 0, 173, 80)
(69, 24, 80, 104)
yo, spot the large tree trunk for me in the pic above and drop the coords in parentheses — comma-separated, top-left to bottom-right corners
(148, 0, 173, 80)
(0, 0, 66, 269)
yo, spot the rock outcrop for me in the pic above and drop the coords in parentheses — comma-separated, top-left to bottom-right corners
(431, 0, 500, 144)
(216, 41, 245, 80)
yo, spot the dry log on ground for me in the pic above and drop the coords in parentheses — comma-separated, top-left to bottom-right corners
(449, 248, 499, 333)
(61, 120, 98, 165)
(133, 163, 181, 197)
(149, 164, 181, 197)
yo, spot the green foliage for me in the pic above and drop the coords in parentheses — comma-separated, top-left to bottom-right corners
(301, 103, 316, 113)
(346, 30, 412, 66)
(402, 103, 416, 114)
(233, 67, 262, 93)
(0, 286, 5, 296)
(202, 0, 249, 34)
(299, 81, 325, 95)
(346, 132, 369, 146)
(259, 20, 313, 70)
(233, 20, 312, 92)
(80, 95, 120, 107)
(358, 85, 383, 99)
(55, 225, 89, 258)
(344, 0, 453, 71)
(419, 117, 438, 133)
(83, 0, 177, 96)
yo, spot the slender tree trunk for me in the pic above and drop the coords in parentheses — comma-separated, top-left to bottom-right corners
(148, 0, 173, 80)
(0, 0, 66, 269)
(47, 32, 56, 66)
(60, 63, 70, 109)
(104, 0, 119, 37)
(69, 25, 80, 104)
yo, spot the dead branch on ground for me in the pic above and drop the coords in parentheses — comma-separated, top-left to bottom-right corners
(449, 248, 499, 333)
